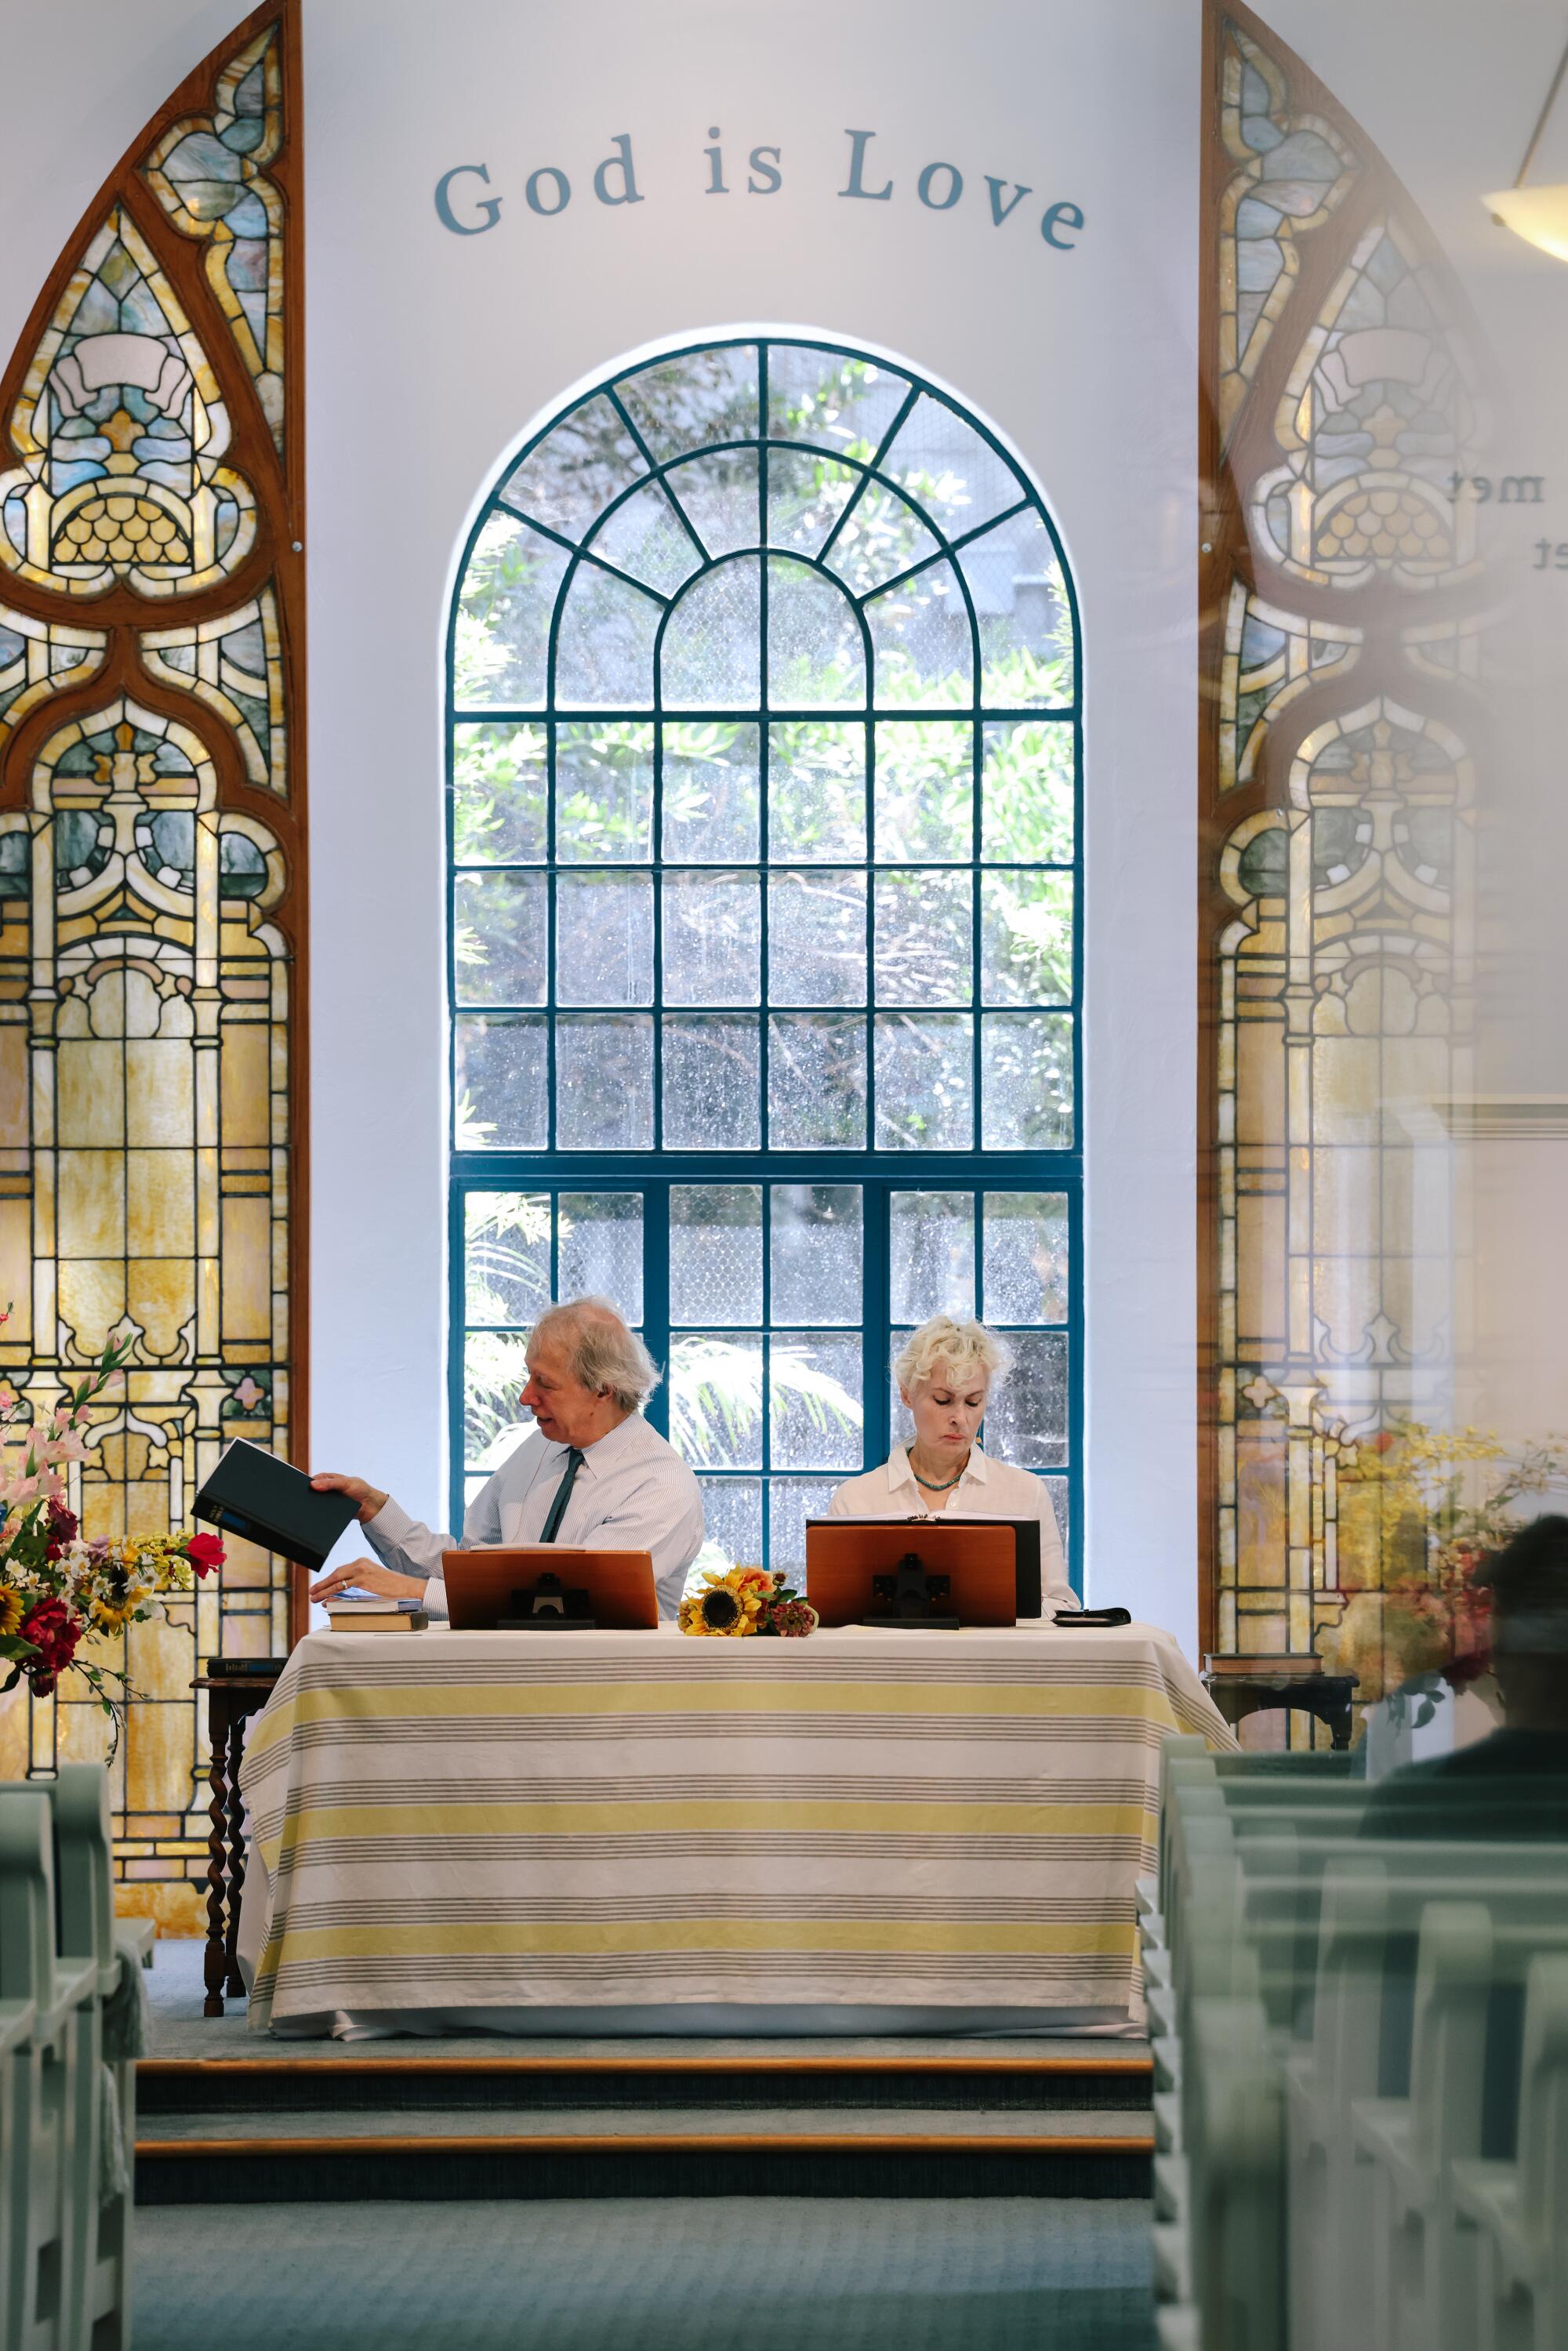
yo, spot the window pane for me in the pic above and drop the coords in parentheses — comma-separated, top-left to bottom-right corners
(586, 478, 701, 598)
(463, 1330, 533, 1471)
(771, 1186, 862, 1326)
(768, 870, 866, 1006)
(769, 1478, 841, 1576)
(671, 1185, 762, 1326)
(453, 724, 546, 864)
(768, 721, 866, 861)
(553, 562, 662, 709)
(766, 347, 910, 451)
(981, 1012, 1073, 1149)
(767, 557, 867, 709)
(877, 394, 1022, 542)
(662, 449, 760, 561)
(961, 510, 1074, 706)
(982, 720, 1073, 863)
(662, 722, 760, 861)
(555, 1015, 652, 1148)
(452, 872, 546, 1007)
(465, 1192, 551, 1325)
(662, 1015, 760, 1148)
(983, 1192, 1069, 1324)
(662, 872, 760, 1006)
(619, 345, 759, 463)
(768, 1014, 866, 1148)
(866, 560, 971, 708)
(824, 480, 939, 598)
(499, 394, 647, 540)
(556, 723, 653, 862)
(662, 557, 760, 709)
(558, 1192, 643, 1322)
(770, 1335, 862, 1471)
(670, 1333, 763, 1468)
(1044, 1477, 1070, 1553)
(888, 1330, 916, 1449)
(454, 1014, 546, 1148)
(874, 870, 971, 1005)
(875, 721, 972, 860)
(767, 451, 861, 559)
(453, 512, 568, 710)
(556, 873, 652, 1006)
(876, 1013, 974, 1149)
(696, 1477, 764, 1571)
(891, 1192, 974, 1325)
(983, 1331, 1069, 1468)
(982, 873, 1073, 1005)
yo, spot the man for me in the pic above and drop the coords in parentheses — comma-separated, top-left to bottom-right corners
(309, 1297, 704, 1620)
(1361, 1512, 1568, 1839)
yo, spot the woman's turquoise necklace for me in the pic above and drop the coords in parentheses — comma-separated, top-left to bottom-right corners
(910, 1452, 969, 1495)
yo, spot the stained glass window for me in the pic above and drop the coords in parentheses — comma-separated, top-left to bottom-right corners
(0, 1, 303, 1931)
(450, 339, 1080, 1573)
(1201, 2, 1478, 1722)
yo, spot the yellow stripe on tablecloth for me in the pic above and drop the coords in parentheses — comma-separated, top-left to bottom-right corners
(245, 1674, 1181, 1760)
(267, 1916, 1137, 1961)
(275, 1798, 1155, 1857)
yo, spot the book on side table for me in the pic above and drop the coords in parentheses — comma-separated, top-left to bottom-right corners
(324, 1596, 429, 1634)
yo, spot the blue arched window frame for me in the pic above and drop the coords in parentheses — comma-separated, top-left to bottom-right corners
(446, 336, 1083, 1584)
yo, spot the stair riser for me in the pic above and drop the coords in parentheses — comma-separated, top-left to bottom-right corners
(136, 2144, 1153, 2204)
(136, 2070, 1152, 2119)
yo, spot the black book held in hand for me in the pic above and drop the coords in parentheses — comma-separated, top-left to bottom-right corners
(194, 1439, 358, 1572)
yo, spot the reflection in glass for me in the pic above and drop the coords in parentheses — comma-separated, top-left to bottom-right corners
(554, 563, 663, 709)
(982, 720, 1073, 864)
(982, 872, 1074, 1005)
(771, 1187, 862, 1326)
(452, 872, 546, 1007)
(662, 722, 759, 861)
(983, 1193, 1069, 1324)
(984, 1331, 1069, 1468)
(767, 558, 866, 709)
(500, 395, 647, 539)
(875, 721, 972, 860)
(464, 1331, 534, 1472)
(555, 1016, 653, 1148)
(586, 479, 702, 597)
(453, 724, 547, 864)
(770, 1335, 862, 1470)
(670, 1185, 762, 1326)
(465, 1192, 551, 1326)
(874, 870, 971, 1004)
(891, 1192, 974, 1324)
(453, 513, 569, 710)
(767, 451, 860, 557)
(866, 561, 971, 706)
(662, 449, 760, 561)
(662, 558, 761, 709)
(877, 394, 1022, 542)
(768, 1478, 841, 1574)
(555, 872, 653, 1006)
(662, 872, 760, 1004)
(765, 347, 910, 451)
(696, 1476, 764, 1570)
(558, 1192, 643, 1322)
(768, 1015, 866, 1147)
(670, 1333, 763, 1468)
(768, 870, 866, 1006)
(982, 1012, 1073, 1150)
(620, 344, 759, 462)
(555, 724, 653, 862)
(454, 1014, 546, 1148)
(876, 1014, 974, 1150)
(824, 480, 938, 597)
(662, 1015, 760, 1148)
(769, 722, 866, 860)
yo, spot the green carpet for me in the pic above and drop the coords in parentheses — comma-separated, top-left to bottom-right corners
(133, 2195, 1157, 2349)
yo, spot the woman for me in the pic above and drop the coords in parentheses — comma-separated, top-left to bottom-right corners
(829, 1313, 1077, 1614)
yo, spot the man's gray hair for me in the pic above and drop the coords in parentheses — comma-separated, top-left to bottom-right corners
(529, 1297, 662, 1413)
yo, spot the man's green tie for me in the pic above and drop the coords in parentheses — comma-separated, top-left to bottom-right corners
(539, 1448, 585, 1543)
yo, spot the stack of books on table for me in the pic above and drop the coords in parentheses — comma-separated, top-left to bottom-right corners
(324, 1596, 429, 1633)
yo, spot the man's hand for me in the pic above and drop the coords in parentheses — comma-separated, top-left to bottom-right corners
(311, 1472, 389, 1524)
(309, 1558, 426, 1605)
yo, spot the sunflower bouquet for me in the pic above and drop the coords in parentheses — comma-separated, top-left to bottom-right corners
(679, 1565, 818, 1639)
(0, 1308, 225, 1728)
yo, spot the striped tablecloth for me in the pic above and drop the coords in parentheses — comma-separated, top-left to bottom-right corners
(239, 1621, 1234, 2031)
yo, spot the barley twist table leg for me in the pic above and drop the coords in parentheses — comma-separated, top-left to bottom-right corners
(224, 1706, 249, 1997)
(202, 1687, 230, 2018)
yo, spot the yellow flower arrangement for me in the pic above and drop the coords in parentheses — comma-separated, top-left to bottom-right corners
(678, 1563, 818, 1638)
(0, 1587, 22, 1638)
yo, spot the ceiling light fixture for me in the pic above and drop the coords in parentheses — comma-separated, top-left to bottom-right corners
(1485, 27, 1568, 259)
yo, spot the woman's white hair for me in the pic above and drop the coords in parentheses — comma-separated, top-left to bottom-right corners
(893, 1314, 1012, 1397)
(530, 1297, 662, 1412)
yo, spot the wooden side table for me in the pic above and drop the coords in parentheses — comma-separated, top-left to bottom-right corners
(192, 1666, 285, 2017)
(1202, 1654, 1359, 1753)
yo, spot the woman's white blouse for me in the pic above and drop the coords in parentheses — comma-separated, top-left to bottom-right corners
(826, 1444, 1077, 1613)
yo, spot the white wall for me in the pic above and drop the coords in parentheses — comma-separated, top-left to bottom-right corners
(1, 0, 1203, 1641)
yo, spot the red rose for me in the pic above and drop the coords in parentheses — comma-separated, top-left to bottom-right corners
(184, 1531, 226, 1576)
(20, 1597, 82, 1674)
(43, 1498, 78, 1561)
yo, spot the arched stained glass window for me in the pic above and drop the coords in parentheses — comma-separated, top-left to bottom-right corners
(448, 337, 1080, 1580)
